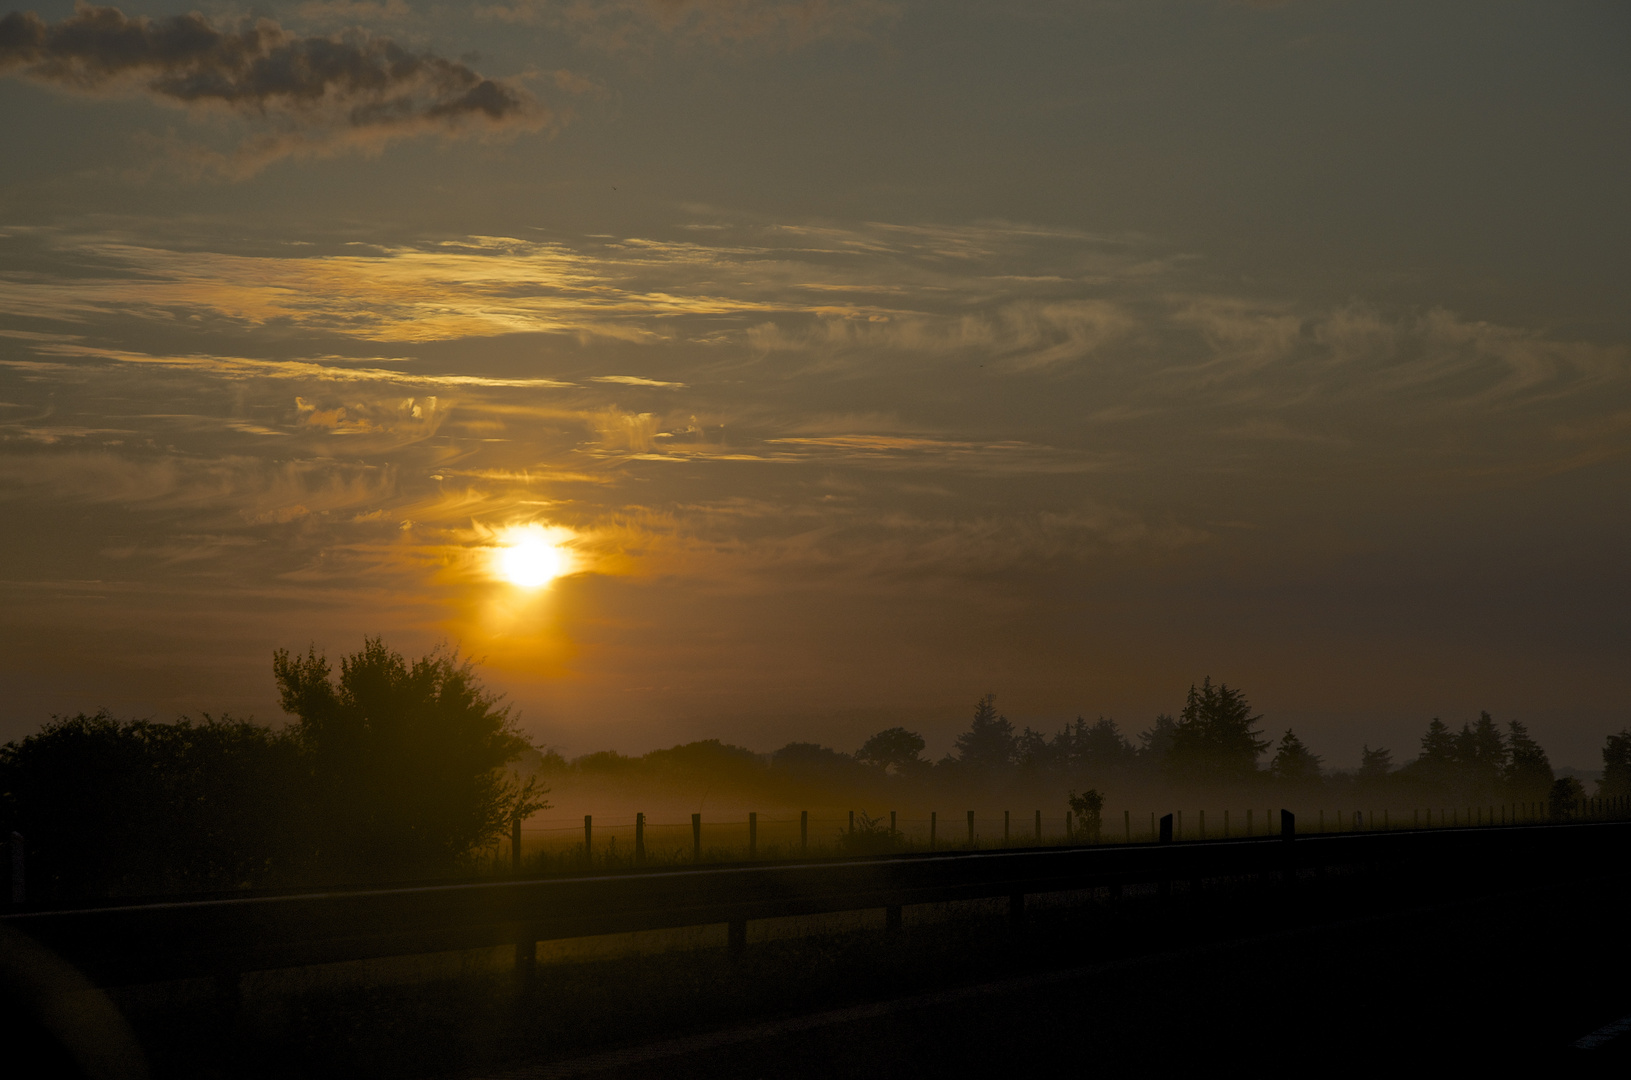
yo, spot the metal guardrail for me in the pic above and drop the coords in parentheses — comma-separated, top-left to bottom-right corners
(6, 820, 1628, 987)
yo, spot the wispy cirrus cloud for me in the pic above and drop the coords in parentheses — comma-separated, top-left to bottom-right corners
(0, 5, 546, 174)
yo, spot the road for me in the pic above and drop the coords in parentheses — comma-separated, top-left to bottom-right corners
(483, 873, 1631, 1076)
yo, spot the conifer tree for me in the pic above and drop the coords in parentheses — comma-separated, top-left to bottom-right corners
(1602, 729, 1631, 799)
(953, 694, 1017, 769)
(1270, 728, 1323, 788)
(1503, 720, 1553, 799)
(1167, 677, 1267, 783)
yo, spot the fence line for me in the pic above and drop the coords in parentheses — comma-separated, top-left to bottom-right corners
(485, 795, 1631, 875)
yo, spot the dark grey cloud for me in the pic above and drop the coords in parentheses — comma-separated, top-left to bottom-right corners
(0, 6, 540, 143)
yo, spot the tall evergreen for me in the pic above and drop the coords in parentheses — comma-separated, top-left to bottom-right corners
(1602, 729, 1631, 799)
(1270, 728, 1323, 788)
(953, 694, 1017, 770)
(1167, 677, 1267, 784)
(1503, 720, 1553, 799)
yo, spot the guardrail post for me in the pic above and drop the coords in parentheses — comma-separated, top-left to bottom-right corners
(886, 904, 902, 933)
(967, 810, 975, 847)
(749, 812, 758, 859)
(800, 810, 808, 851)
(635, 813, 646, 865)
(10, 831, 23, 905)
(930, 811, 937, 849)
(584, 815, 592, 865)
(1159, 814, 1173, 843)
(728, 918, 746, 958)
(693, 813, 702, 861)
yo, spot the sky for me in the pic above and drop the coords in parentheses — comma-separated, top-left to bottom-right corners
(1, 0, 1627, 767)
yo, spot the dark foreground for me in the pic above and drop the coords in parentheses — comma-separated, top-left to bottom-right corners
(103, 860, 1630, 1078)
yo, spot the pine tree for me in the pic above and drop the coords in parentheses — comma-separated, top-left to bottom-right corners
(1602, 729, 1631, 799)
(1167, 677, 1267, 783)
(954, 694, 1017, 770)
(1503, 720, 1553, 799)
(1270, 728, 1323, 788)
(1359, 745, 1393, 781)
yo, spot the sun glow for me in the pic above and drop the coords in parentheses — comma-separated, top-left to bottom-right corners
(493, 524, 570, 588)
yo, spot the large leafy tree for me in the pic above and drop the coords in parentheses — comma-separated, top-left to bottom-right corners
(273, 638, 532, 875)
(856, 727, 927, 773)
(0, 712, 303, 903)
(1167, 678, 1267, 784)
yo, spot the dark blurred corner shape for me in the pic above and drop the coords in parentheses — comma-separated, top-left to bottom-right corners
(0, 924, 147, 1080)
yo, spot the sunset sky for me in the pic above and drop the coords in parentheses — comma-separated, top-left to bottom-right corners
(1, 0, 1627, 767)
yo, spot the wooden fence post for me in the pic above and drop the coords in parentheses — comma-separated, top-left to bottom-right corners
(692, 813, 702, 861)
(967, 810, 975, 846)
(749, 812, 757, 859)
(1280, 809, 1295, 840)
(511, 817, 522, 874)
(1159, 814, 1173, 843)
(584, 815, 592, 865)
(635, 812, 645, 865)
(800, 810, 808, 851)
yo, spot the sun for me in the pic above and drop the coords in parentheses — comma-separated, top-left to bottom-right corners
(493, 525, 569, 588)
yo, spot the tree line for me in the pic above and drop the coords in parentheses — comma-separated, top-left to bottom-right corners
(3, 646, 1627, 904)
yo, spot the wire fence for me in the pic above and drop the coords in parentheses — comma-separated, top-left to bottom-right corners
(472, 794, 1631, 876)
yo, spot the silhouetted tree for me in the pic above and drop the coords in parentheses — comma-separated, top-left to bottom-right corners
(0, 712, 303, 903)
(1601, 729, 1631, 799)
(273, 638, 532, 876)
(1167, 678, 1267, 784)
(1270, 728, 1323, 788)
(1454, 712, 1507, 798)
(1503, 720, 1553, 800)
(1137, 713, 1178, 771)
(772, 742, 861, 782)
(954, 694, 1017, 770)
(1068, 788, 1105, 840)
(1074, 717, 1137, 777)
(855, 727, 927, 774)
(1400, 718, 1457, 794)
(1358, 745, 1393, 781)
(1549, 776, 1584, 819)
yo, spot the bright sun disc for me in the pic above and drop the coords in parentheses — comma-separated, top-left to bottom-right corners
(496, 528, 566, 588)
